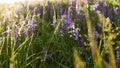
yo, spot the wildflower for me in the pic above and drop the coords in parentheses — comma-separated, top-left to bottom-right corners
(76, 0, 80, 14)
(13, 22, 20, 45)
(66, 7, 72, 20)
(80, 38, 84, 46)
(113, 6, 120, 19)
(36, 6, 42, 15)
(23, 18, 36, 35)
(102, 7, 106, 16)
(62, 6, 72, 29)
(93, 25, 99, 40)
(14, 23, 19, 39)
(74, 28, 80, 40)
(116, 47, 120, 67)
(28, 18, 37, 34)
(59, 7, 64, 16)
(107, 8, 113, 20)
(94, 0, 105, 11)
(23, 25, 29, 35)
(65, 6, 75, 29)
(62, 19, 69, 29)
(113, 6, 119, 14)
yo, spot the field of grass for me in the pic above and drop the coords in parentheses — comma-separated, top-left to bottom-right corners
(0, 0, 120, 68)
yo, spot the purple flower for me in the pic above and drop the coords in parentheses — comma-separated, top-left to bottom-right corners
(42, 47, 53, 62)
(66, 7, 72, 20)
(113, 6, 119, 14)
(116, 47, 120, 67)
(36, 6, 42, 15)
(68, 21, 75, 29)
(14, 23, 19, 37)
(102, 7, 106, 16)
(23, 18, 36, 35)
(62, 6, 74, 29)
(74, 28, 80, 40)
(107, 8, 113, 19)
(59, 7, 64, 16)
(94, 0, 105, 11)
(23, 26, 29, 35)
(80, 38, 84, 46)
(28, 18, 37, 33)
(13, 22, 20, 45)
(62, 19, 69, 29)
(93, 25, 99, 40)
(76, 1, 80, 14)
(62, 19, 74, 30)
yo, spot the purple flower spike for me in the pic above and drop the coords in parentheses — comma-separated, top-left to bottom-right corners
(23, 18, 36, 35)
(74, 28, 80, 40)
(23, 26, 29, 35)
(14, 23, 19, 39)
(76, 1, 80, 14)
(102, 8, 106, 16)
(28, 18, 37, 33)
(62, 6, 74, 29)
(66, 7, 72, 20)
(36, 6, 42, 15)
(93, 25, 99, 40)
(113, 6, 119, 15)
(59, 7, 64, 16)
(107, 8, 113, 20)
(80, 38, 84, 46)
(68, 21, 75, 29)
(13, 22, 20, 45)
(116, 47, 120, 67)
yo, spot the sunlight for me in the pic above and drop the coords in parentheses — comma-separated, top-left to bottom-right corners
(0, 0, 25, 4)
(0, 0, 44, 4)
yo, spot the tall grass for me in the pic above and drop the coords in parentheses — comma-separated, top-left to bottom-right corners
(0, 0, 120, 68)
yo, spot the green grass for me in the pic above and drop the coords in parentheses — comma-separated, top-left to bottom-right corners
(0, 0, 120, 68)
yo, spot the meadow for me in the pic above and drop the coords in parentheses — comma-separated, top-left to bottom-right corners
(0, 0, 120, 68)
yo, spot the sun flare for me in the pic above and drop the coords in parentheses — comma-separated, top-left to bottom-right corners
(0, 0, 44, 4)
